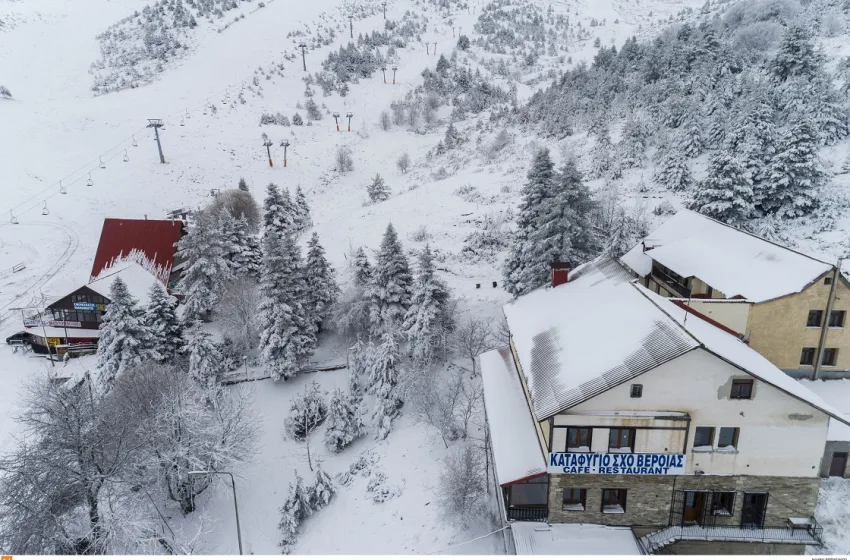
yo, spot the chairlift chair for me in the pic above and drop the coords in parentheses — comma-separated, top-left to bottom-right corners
(123, 149, 129, 162)
(42, 201, 49, 215)
(87, 173, 93, 186)
(10, 211, 18, 224)
(132, 135, 138, 147)
(99, 156, 106, 169)
(59, 181, 67, 194)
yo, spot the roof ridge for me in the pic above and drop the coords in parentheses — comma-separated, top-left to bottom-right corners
(628, 281, 703, 348)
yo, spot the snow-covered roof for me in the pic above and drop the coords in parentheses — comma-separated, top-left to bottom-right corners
(503, 257, 698, 420)
(621, 210, 835, 303)
(798, 379, 850, 442)
(511, 522, 640, 555)
(87, 261, 163, 307)
(480, 347, 546, 486)
(502, 256, 850, 429)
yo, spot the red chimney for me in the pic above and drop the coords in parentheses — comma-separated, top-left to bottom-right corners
(551, 262, 570, 287)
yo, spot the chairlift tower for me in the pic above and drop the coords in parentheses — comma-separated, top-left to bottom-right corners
(349, 16, 354, 39)
(392, 65, 398, 84)
(263, 136, 274, 167)
(346, 112, 354, 132)
(280, 140, 291, 167)
(147, 119, 166, 164)
(298, 43, 308, 71)
(382, 1, 387, 18)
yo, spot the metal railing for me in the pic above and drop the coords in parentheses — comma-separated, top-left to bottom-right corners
(639, 521, 823, 553)
(507, 506, 548, 522)
(651, 265, 691, 298)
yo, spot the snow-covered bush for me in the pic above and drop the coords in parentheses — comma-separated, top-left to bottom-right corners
(0, 86, 11, 99)
(366, 173, 390, 203)
(305, 98, 322, 121)
(292, 112, 304, 126)
(260, 112, 291, 126)
(460, 209, 513, 262)
(366, 471, 401, 503)
(324, 389, 365, 452)
(284, 381, 329, 441)
(278, 466, 337, 553)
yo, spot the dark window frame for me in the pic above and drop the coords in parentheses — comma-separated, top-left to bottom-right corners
(807, 310, 824, 327)
(630, 384, 643, 398)
(711, 492, 736, 516)
(828, 310, 846, 328)
(567, 428, 593, 452)
(718, 427, 740, 449)
(730, 379, 753, 400)
(601, 488, 627, 513)
(608, 428, 636, 452)
(800, 347, 816, 366)
(508, 475, 549, 507)
(693, 427, 715, 448)
(822, 348, 839, 367)
(562, 488, 587, 511)
(825, 277, 833, 285)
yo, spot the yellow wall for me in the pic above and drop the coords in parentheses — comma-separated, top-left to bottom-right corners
(687, 300, 751, 334)
(747, 274, 850, 372)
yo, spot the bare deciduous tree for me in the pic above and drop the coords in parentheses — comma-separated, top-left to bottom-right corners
(396, 152, 411, 174)
(379, 110, 392, 131)
(452, 317, 497, 376)
(206, 189, 262, 233)
(218, 277, 261, 356)
(335, 145, 354, 173)
(437, 443, 486, 529)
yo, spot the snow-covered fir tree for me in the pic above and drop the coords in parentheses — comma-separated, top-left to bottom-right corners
(617, 116, 646, 169)
(368, 331, 404, 440)
(348, 338, 371, 399)
(771, 25, 825, 83)
(678, 117, 704, 158)
(366, 173, 391, 203)
(309, 464, 337, 509)
(293, 185, 312, 232)
(653, 145, 693, 192)
(304, 232, 339, 333)
(763, 119, 824, 218)
(176, 211, 232, 319)
(503, 148, 556, 297)
(238, 177, 249, 192)
(402, 244, 454, 365)
(222, 212, 263, 279)
(258, 231, 316, 381)
(736, 96, 777, 206)
(324, 388, 365, 452)
(95, 277, 155, 390)
(145, 282, 184, 362)
(369, 224, 413, 336)
(353, 247, 372, 286)
(588, 127, 614, 179)
(688, 151, 753, 226)
(278, 471, 313, 554)
(263, 183, 295, 239)
(183, 321, 222, 386)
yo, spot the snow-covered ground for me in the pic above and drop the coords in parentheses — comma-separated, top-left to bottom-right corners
(3, 0, 850, 553)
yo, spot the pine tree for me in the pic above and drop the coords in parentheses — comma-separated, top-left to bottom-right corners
(403, 244, 454, 365)
(304, 232, 339, 333)
(653, 146, 693, 192)
(617, 116, 646, 169)
(353, 247, 372, 286)
(369, 223, 413, 336)
(293, 185, 312, 232)
(309, 464, 337, 509)
(503, 148, 556, 297)
(263, 183, 295, 239)
(444, 123, 461, 150)
(145, 282, 183, 362)
(238, 177, 249, 192)
(679, 117, 704, 158)
(183, 321, 222, 386)
(763, 119, 824, 218)
(258, 232, 316, 381)
(95, 277, 155, 389)
(222, 212, 262, 278)
(324, 388, 365, 452)
(348, 339, 371, 399)
(588, 127, 613, 179)
(688, 151, 753, 226)
(368, 332, 403, 440)
(176, 211, 232, 319)
(771, 25, 825, 82)
(366, 174, 391, 203)
(736, 96, 777, 208)
(278, 471, 313, 553)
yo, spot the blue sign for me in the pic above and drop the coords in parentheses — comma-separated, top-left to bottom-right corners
(73, 302, 98, 311)
(548, 452, 685, 475)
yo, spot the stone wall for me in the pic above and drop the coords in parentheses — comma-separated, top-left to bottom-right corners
(660, 541, 805, 555)
(547, 473, 821, 527)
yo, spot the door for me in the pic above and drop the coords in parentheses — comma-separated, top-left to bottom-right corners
(682, 491, 706, 525)
(829, 453, 848, 477)
(741, 493, 768, 528)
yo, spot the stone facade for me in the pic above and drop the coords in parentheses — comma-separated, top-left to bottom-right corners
(660, 541, 805, 555)
(547, 473, 821, 527)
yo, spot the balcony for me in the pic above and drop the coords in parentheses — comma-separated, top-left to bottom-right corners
(507, 506, 548, 522)
(651, 264, 691, 298)
(637, 521, 823, 554)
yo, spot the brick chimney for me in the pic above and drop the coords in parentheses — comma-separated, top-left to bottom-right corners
(551, 262, 570, 288)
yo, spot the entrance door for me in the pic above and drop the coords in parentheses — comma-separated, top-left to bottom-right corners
(682, 491, 706, 525)
(741, 493, 768, 528)
(829, 452, 848, 477)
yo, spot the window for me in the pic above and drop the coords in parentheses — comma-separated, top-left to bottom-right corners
(567, 428, 592, 452)
(711, 492, 735, 516)
(601, 489, 627, 514)
(630, 384, 643, 398)
(562, 488, 587, 511)
(508, 475, 548, 507)
(829, 311, 846, 328)
(730, 379, 753, 399)
(800, 347, 816, 366)
(822, 348, 838, 367)
(608, 428, 635, 452)
(807, 310, 824, 327)
(825, 276, 833, 285)
(693, 427, 715, 450)
(717, 428, 739, 450)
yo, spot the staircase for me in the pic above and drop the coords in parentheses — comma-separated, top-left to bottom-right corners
(637, 522, 823, 554)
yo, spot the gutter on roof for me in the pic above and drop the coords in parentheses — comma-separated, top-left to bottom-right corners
(500, 470, 548, 488)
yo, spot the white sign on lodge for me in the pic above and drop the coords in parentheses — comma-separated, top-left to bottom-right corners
(548, 452, 686, 475)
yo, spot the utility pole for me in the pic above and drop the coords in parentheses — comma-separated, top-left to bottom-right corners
(188, 472, 242, 555)
(298, 43, 308, 71)
(382, 1, 387, 18)
(147, 119, 166, 164)
(262, 135, 274, 167)
(426, 42, 430, 55)
(280, 140, 290, 167)
(381, 66, 387, 84)
(333, 112, 341, 132)
(452, 26, 456, 37)
(392, 65, 398, 84)
(349, 15, 353, 39)
(346, 112, 354, 132)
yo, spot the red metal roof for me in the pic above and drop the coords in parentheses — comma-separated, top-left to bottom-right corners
(90, 218, 184, 281)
